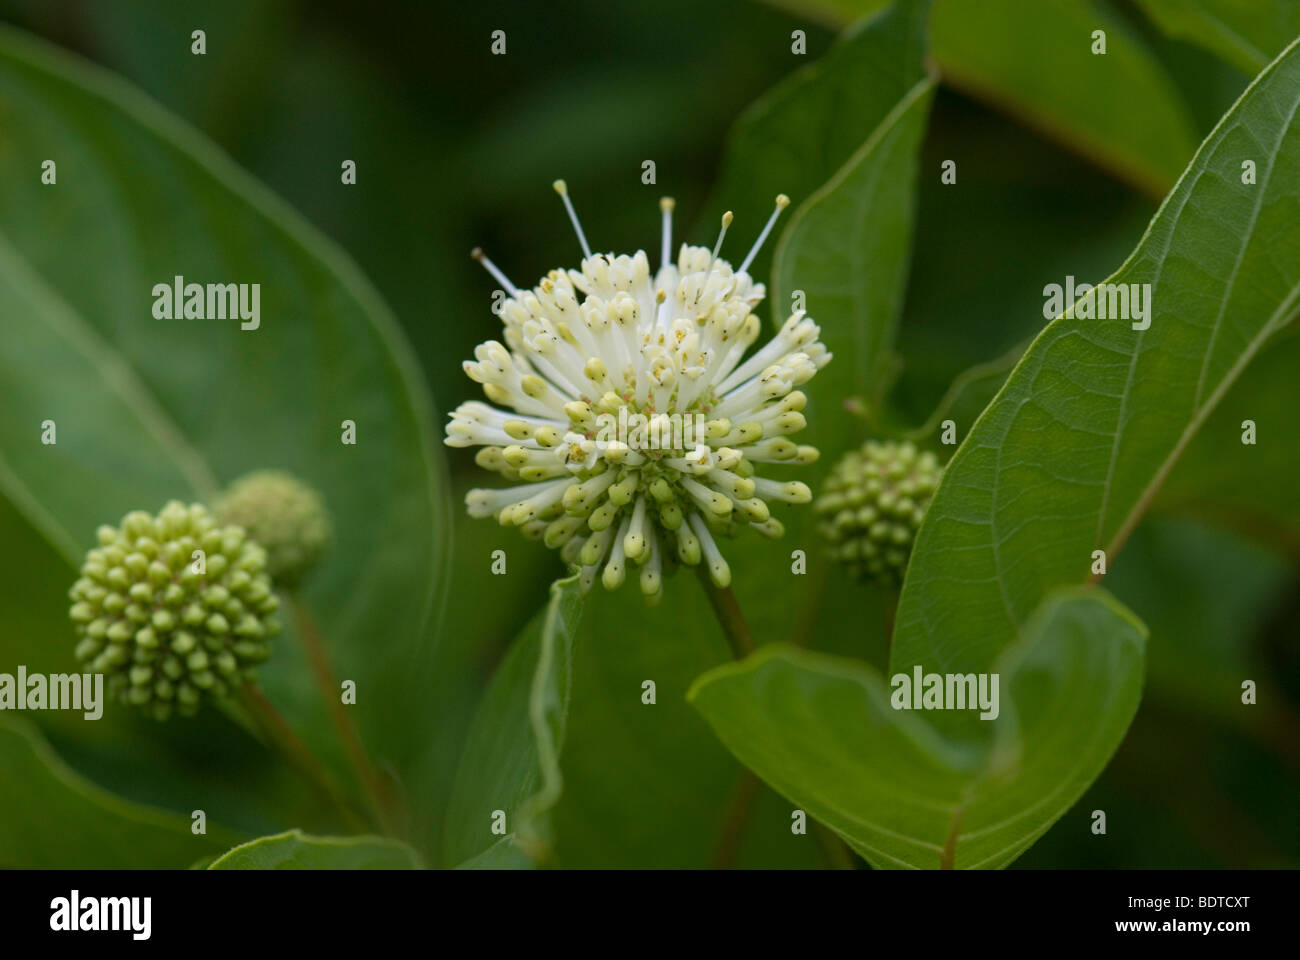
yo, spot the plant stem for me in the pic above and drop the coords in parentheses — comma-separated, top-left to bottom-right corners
(710, 768, 761, 869)
(696, 567, 755, 659)
(697, 568, 761, 869)
(234, 684, 369, 833)
(940, 801, 966, 870)
(288, 592, 396, 835)
(813, 821, 858, 870)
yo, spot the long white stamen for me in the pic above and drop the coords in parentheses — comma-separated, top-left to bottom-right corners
(695, 211, 732, 305)
(659, 197, 675, 273)
(708, 211, 733, 272)
(738, 194, 790, 275)
(553, 179, 593, 260)
(471, 248, 521, 297)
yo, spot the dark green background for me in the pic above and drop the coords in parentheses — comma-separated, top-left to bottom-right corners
(2, 0, 1294, 868)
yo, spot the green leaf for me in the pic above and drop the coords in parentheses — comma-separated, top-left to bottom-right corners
(443, 574, 583, 868)
(772, 76, 935, 448)
(930, 0, 1197, 195)
(1135, 0, 1300, 76)
(700, 0, 935, 654)
(0, 717, 243, 867)
(894, 35, 1300, 679)
(705, 0, 931, 283)
(0, 25, 450, 838)
(763, 0, 1198, 195)
(690, 588, 1146, 869)
(207, 829, 421, 869)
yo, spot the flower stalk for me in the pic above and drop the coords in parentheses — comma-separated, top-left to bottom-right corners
(287, 593, 397, 835)
(234, 684, 370, 833)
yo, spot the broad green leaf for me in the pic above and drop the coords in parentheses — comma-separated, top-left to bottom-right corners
(772, 77, 935, 447)
(443, 574, 583, 868)
(1135, 0, 1300, 76)
(894, 35, 1300, 680)
(930, 0, 1197, 195)
(762, 0, 1198, 195)
(0, 25, 450, 842)
(207, 829, 421, 869)
(0, 717, 243, 867)
(705, 0, 931, 283)
(690, 588, 1146, 869)
(692, 0, 935, 655)
(1154, 327, 1300, 553)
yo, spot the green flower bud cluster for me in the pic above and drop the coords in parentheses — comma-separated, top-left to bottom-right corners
(814, 440, 942, 583)
(215, 471, 331, 586)
(68, 501, 281, 720)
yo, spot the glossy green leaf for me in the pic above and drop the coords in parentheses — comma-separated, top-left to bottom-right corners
(930, 0, 1197, 195)
(762, 0, 1198, 195)
(207, 829, 421, 869)
(1135, 0, 1300, 76)
(699, 0, 935, 654)
(0, 717, 243, 867)
(0, 25, 450, 840)
(443, 574, 583, 868)
(773, 77, 935, 447)
(690, 588, 1146, 869)
(894, 35, 1300, 680)
(705, 0, 930, 283)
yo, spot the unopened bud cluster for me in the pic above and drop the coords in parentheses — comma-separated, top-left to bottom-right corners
(216, 470, 331, 586)
(67, 501, 281, 720)
(814, 440, 941, 583)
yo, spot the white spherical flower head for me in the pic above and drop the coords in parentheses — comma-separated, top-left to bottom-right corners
(447, 183, 831, 602)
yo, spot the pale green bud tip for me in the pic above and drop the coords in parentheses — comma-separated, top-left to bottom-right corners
(813, 439, 942, 585)
(215, 470, 332, 586)
(68, 500, 281, 720)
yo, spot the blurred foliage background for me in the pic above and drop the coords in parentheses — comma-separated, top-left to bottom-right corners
(0, 0, 1295, 867)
